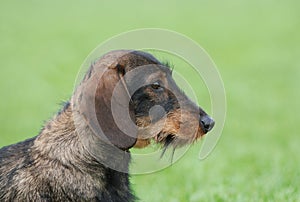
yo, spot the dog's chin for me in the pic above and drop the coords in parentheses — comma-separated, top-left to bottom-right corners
(155, 133, 192, 149)
(133, 129, 206, 161)
(134, 117, 207, 152)
(134, 126, 206, 149)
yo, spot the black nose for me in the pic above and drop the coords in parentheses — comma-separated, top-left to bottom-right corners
(200, 115, 215, 133)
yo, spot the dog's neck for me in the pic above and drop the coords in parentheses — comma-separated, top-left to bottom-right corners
(29, 102, 135, 201)
(34, 102, 131, 173)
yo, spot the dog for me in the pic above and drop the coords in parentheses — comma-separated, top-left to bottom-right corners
(0, 50, 214, 201)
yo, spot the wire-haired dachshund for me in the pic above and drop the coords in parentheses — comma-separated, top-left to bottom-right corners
(0, 50, 214, 201)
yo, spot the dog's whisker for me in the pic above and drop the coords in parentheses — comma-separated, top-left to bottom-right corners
(170, 146, 177, 164)
(160, 134, 175, 158)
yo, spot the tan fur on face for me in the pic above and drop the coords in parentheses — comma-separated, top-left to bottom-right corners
(134, 109, 204, 148)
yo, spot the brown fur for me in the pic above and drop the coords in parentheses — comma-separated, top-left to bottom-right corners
(0, 50, 214, 201)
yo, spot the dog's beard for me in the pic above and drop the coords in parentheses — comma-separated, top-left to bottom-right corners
(157, 133, 176, 161)
(155, 132, 197, 162)
(135, 115, 202, 161)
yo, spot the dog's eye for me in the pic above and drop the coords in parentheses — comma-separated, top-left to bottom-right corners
(151, 82, 162, 90)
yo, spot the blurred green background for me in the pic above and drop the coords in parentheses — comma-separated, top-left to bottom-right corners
(0, 0, 299, 201)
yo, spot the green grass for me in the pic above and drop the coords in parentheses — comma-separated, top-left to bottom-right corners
(0, 0, 299, 201)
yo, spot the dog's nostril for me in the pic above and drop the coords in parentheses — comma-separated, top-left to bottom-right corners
(200, 115, 215, 133)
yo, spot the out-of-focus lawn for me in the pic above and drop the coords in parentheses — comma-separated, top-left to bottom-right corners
(0, 0, 299, 201)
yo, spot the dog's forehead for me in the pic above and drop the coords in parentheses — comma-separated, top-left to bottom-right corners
(145, 65, 171, 81)
(125, 64, 172, 86)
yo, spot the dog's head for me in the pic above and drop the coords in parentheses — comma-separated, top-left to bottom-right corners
(74, 50, 214, 151)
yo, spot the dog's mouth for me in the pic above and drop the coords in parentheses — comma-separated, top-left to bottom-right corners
(154, 131, 199, 149)
(134, 112, 209, 159)
(135, 129, 202, 157)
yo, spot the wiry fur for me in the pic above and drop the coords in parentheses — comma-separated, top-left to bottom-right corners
(0, 50, 214, 201)
(0, 102, 135, 202)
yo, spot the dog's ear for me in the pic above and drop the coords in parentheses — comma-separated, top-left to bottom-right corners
(94, 63, 137, 149)
(75, 58, 137, 150)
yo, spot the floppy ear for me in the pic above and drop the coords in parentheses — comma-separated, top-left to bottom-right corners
(94, 63, 137, 149)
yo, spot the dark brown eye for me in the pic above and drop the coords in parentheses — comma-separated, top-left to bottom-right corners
(151, 82, 162, 90)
